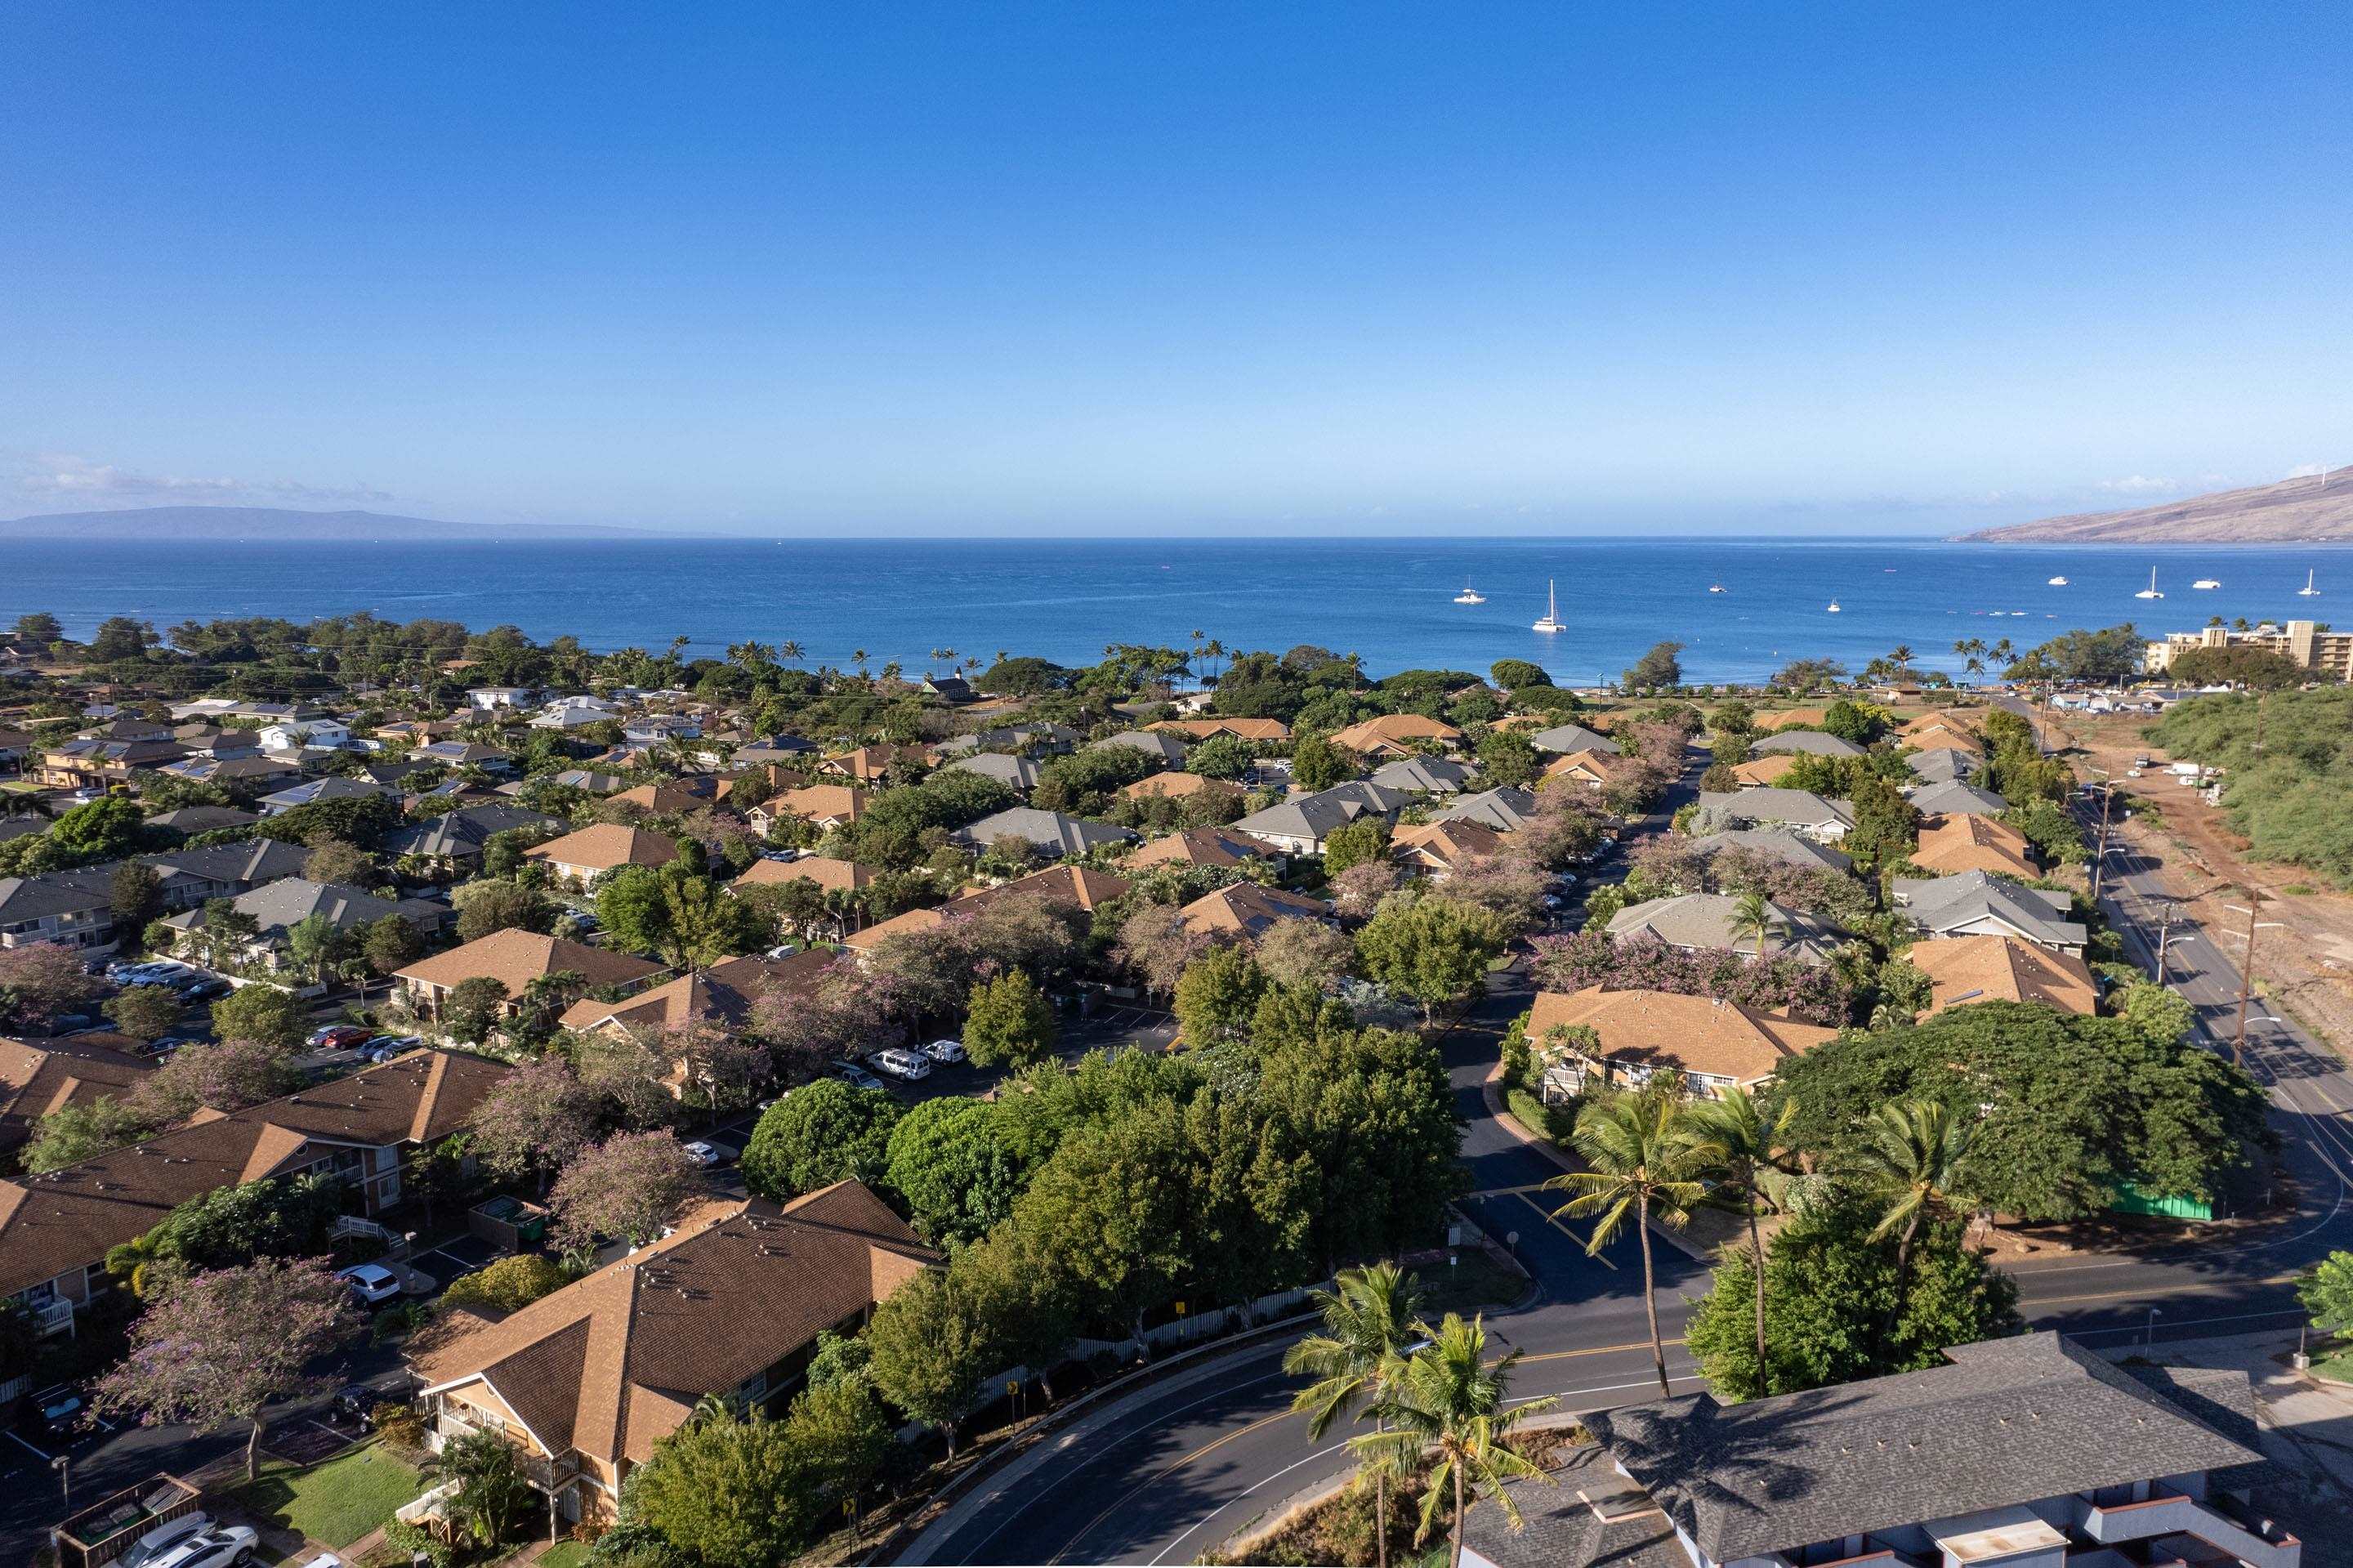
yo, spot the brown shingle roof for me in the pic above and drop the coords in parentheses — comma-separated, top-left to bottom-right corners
(1178, 882, 1331, 938)
(773, 784, 868, 824)
(414, 1182, 935, 1470)
(1730, 753, 1797, 787)
(1911, 812, 2037, 878)
(524, 824, 679, 873)
(1148, 717, 1291, 743)
(1526, 987, 1835, 1088)
(1123, 827, 1269, 870)
(395, 928, 663, 995)
(0, 1051, 508, 1297)
(1330, 714, 1463, 753)
(558, 951, 833, 1034)
(1908, 934, 2097, 1015)
(729, 855, 876, 895)
(1118, 771, 1242, 802)
(0, 1036, 155, 1151)
(1390, 819, 1504, 872)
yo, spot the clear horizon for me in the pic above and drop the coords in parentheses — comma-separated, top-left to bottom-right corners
(4, 2, 2347, 537)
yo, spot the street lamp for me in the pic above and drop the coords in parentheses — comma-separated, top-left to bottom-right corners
(2145, 1307, 2162, 1351)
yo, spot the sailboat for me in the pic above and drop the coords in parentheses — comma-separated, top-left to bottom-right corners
(2046, 575, 2069, 586)
(2192, 578, 2221, 590)
(2299, 570, 2321, 597)
(2135, 568, 2164, 601)
(1531, 579, 1565, 633)
(1453, 578, 1486, 605)
(1826, 600, 1841, 614)
(1708, 583, 1726, 594)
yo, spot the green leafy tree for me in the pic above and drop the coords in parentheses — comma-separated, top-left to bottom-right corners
(442, 975, 511, 1043)
(1354, 1314, 1556, 1568)
(1490, 659, 1549, 690)
(1355, 895, 1507, 1025)
(440, 1253, 574, 1316)
(1187, 733, 1254, 781)
(1819, 699, 1887, 745)
(1322, 817, 1392, 873)
(1290, 733, 1358, 792)
(284, 912, 346, 985)
(453, 878, 553, 942)
(784, 1376, 895, 1540)
(1474, 727, 1540, 788)
(361, 913, 425, 975)
(1623, 641, 1684, 690)
(2297, 1250, 2353, 1336)
(110, 860, 166, 935)
(24, 1097, 150, 1173)
(1545, 1090, 1712, 1396)
(740, 1079, 900, 1199)
(1844, 770, 1918, 870)
(421, 1429, 536, 1548)
(208, 983, 307, 1052)
(882, 1098, 1029, 1245)
(1285, 1264, 1429, 1568)
(1172, 945, 1267, 1049)
(1849, 1100, 1979, 1287)
(1685, 1193, 2022, 1400)
(104, 982, 184, 1043)
(865, 1268, 995, 1456)
(962, 968, 1059, 1067)
(628, 1409, 825, 1566)
(49, 797, 146, 861)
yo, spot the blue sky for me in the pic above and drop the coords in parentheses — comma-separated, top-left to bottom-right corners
(2, 2, 2346, 536)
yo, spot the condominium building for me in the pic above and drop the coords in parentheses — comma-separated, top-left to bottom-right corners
(2144, 619, 2353, 678)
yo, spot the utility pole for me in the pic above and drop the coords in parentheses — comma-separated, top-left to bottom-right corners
(2222, 893, 2287, 1072)
(2088, 772, 2117, 899)
(2154, 899, 2175, 984)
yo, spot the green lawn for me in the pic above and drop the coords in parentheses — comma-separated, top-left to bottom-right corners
(2311, 1346, 2353, 1384)
(535, 1544, 590, 1568)
(234, 1441, 422, 1552)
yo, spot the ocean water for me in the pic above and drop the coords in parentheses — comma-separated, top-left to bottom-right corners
(3, 535, 2347, 686)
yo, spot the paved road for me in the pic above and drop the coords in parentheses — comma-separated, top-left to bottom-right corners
(908, 752, 2353, 1566)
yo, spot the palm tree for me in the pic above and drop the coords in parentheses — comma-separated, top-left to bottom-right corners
(1285, 1264, 1428, 1568)
(1953, 637, 1986, 681)
(1848, 1099, 1978, 1285)
(1353, 1314, 1556, 1568)
(779, 639, 804, 665)
(1685, 1088, 1798, 1370)
(1990, 637, 2015, 668)
(1729, 891, 1775, 961)
(851, 649, 870, 682)
(1889, 645, 1916, 675)
(1546, 1089, 1713, 1396)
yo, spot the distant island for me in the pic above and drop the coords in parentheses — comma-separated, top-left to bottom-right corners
(0, 504, 659, 541)
(1968, 467, 2353, 543)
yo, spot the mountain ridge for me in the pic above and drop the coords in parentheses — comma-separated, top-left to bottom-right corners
(1967, 469, 2353, 543)
(0, 505, 663, 540)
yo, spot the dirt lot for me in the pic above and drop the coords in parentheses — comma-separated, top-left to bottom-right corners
(2061, 708, 2353, 1060)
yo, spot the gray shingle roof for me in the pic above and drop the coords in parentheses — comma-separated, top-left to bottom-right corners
(165, 878, 444, 941)
(1606, 892, 1847, 964)
(1232, 782, 1412, 846)
(1592, 1333, 2263, 1563)
(383, 806, 562, 860)
(941, 753, 1043, 792)
(1368, 756, 1471, 794)
(1431, 785, 1540, 833)
(1750, 729, 1865, 757)
(1904, 747, 1980, 784)
(953, 808, 1136, 856)
(1908, 780, 2009, 816)
(1096, 730, 1187, 766)
(1464, 1443, 1688, 1568)
(1891, 869, 2084, 948)
(1688, 828, 1853, 875)
(1530, 723, 1621, 756)
(1695, 788, 1855, 830)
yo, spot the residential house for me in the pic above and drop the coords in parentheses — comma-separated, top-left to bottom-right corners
(922, 673, 977, 705)
(1147, 717, 1290, 744)
(1543, 748, 1627, 792)
(411, 1182, 934, 1525)
(1230, 786, 1400, 857)
(1123, 827, 1270, 872)
(1900, 716, 1985, 755)
(1909, 779, 2009, 816)
(1605, 892, 1847, 966)
(144, 805, 259, 838)
(1176, 882, 1332, 940)
(466, 687, 536, 710)
(1432, 786, 1540, 835)
(842, 864, 1130, 955)
(411, 740, 516, 774)
(1118, 771, 1241, 806)
(1694, 788, 1855, 843)
(1727, 753, 1797, 788)
(559, 952, 835, 1090)
(1905, 744, 1980, 784)
(1685, 827, 1853, 877)
(34, 737, 188, 790)
(621, 714, 701, 747)
(0, 839, 310, 954)
(730, 855, 876, 899)
(820, 744, 931, 783)
(550, 769, 629, 795)
(1749, 729, 1864, 757)
(0, 1036, 155, 1158)
(759, 784, 868, 833)
(0, 1050, 509, 1329)
(530, 695, 622, 730)
(524, 824, 679, 887)
(1097, 730, 1188, 770)
(1329, 713, 1464, 757)
(1911, 812, 2038, 878)
(162, 878, 450, 970)
(382, 806, 564, 871)
(1908, 934, 2098, 1016)
(1529, 723, 1619, 756)
(1892, 869, 2086, 952)
(1753, 704, 1835, 729)
(259, 717, 355, 752)
(1525, 987, 1836, 1100)
(394, 930, 663, 1021)
(257, 776, 393, 817)
(1368, 756, 1471, 795)
(953, 808, 1136, 858)
(156, 754, 301, 794)
(607, 777, 720, 815)
(1471, 1331, 2305, 1568)
(943, 752, 1043, 793)
(935, 722, 1082, 757)
(1390, 819, 1504, 878)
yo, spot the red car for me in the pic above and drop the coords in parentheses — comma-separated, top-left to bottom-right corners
(306, 1025, 373, 1051)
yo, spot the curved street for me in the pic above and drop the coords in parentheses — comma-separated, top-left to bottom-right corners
(905, 750, 2353, 1567)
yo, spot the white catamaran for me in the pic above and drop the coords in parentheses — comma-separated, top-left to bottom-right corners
(2135, 568, 2163, 600)
(1453, 578, 1486, 605)
(1531, 579, 1565, 633)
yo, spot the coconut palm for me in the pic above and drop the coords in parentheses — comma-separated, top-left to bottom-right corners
(1729, 891, 1775, 960)
(780, 639, 804, 665)
(1285, 1263, 1428, 1568)
(1545, 1088, 1714, 1396)
(1685, 1087, 1799, 1369)
(1848, 1098, 1979, 1284)
(1353, 1313, 1556, 1568)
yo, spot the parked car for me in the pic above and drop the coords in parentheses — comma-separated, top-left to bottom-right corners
(360, 1034, 422, 1063)
(178, 978, 234, 1002)
(117, 1514, 213, 1568)
(867, 1048, 932, 1081)
(829, 1059, 887, 1092)
(336, 1263, 404, 1305)
(16, 1383, 87, 1441)
(330, 1384, 378, 1424)
(680, 1140, 725, 1168)
(308, 1025, 373, 1050)
(150, 1526, 259, 1568)
(921, 1038, 967, 1064)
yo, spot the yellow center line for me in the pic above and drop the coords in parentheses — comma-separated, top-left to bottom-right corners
(1520, 1337, 1686, 1365)
(1511, 1190, 1618, 1269)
